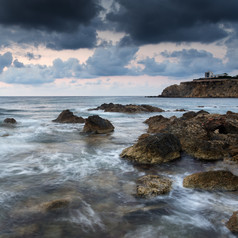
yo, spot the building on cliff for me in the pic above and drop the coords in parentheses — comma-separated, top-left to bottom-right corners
(205, 71, 228, 79)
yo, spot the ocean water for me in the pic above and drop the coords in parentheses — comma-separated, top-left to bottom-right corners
(0, 96, 238, 238)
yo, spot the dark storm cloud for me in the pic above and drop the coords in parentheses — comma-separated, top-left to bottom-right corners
(107, 0, 238, 44)
(0, 0, 102, 32)
(0, 0, 103, 49)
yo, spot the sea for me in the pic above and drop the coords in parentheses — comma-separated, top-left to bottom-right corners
(0, 96, 238, 238)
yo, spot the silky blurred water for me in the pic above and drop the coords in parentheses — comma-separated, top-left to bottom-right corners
(0, 96, 238, 238)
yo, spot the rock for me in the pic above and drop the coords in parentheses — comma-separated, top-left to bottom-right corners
(144, 115, 171, 133)
(83, 115, 114, 134)
(226, 211, 238, 233)
(52, 109, 85, 123)
(14, 224, 39, 236)
(89, 103, 164, 113)
(4, 118, 17, 124)
(41, 199, 70, 212)
(183, 170, 238, 191)
(144, 112, 238, 160)
(136, 175, 172, 198)
(120, 133, 181, 164)
(159, 79, 238, 98)
(175, 109, 186, 112)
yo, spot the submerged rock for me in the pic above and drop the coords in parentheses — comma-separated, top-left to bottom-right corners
(89, 103, 164, 113)
(52, 109, 85, 123)
(41, 199, 71, 212)
(183, 170, 238, 191)
(120, 133, 181, 164)
(136, 175, 172, 198)
(83, 115, 114, 134)
(4, 118, 17, 124)
(226, 211, 238, 233)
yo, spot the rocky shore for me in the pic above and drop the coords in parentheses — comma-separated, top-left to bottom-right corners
(119, 109, 238, 233)
(159, 78, 238, 98)
(1, 104, 238, 235)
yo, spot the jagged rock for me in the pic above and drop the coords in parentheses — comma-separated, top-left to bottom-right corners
(83, 115, 114, 134)
(4, 118, 17, 124)
(89, 103, 164, 113)
(52, 109, 85, 123)
(120, 133, 181, 164)
(144, 115, 175, 133)
(136, 175, 172, 198)
(159, 79, 238, 98)
(183, 170, 238, 191)
(226, 211, 238, 233)
(145, 112, 238, 160)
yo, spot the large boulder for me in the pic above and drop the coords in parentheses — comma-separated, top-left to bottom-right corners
(4, 118, 17, 124)
(53, 110, 85, 123)
(145, 111, 238, 161)
(89, 103, 164, 113)
(83, 115, 114, 134)
(183, 170, 238, 191)
(136, 175, 172, 198)
(226, 211, 238, 233)
(120, 133, 181, 164)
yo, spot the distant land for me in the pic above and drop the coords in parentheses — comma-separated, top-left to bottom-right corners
(150, 73, 238, 98)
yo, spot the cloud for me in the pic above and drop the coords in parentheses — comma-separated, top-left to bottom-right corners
(140, 49, 224, 77)
(107, 0, 238, 45)
(0, 0, 102, 32)
(85, 44, 140, 77)
(0, 46, 231, 85)
(0, 52, 12, 73)
(0, 0, 103, 50)
(25, 52, 41, 60)
(13, 59, 24, 68)
(0, 64, 54, 84)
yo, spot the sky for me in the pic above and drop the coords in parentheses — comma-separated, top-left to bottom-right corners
(0, 0, 238, 96)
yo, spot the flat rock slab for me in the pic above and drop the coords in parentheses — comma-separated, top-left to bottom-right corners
(183, 170, 238, 191)
(120, 133, 181, 164)
(89, 103, 164, 113)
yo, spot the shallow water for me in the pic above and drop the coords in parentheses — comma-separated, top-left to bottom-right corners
(0, 96, 238, 238)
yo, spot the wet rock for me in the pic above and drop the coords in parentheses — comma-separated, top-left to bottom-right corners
(183, 170, 238, 191)
(144, 115, 172, 133)
(83, 115, 114, 134)
(120, 133, 181, 164)
(175, 109, 186, 112)
(89, 103, 164, 113)
(145, 112, 238, 160)
(226, 211, 238, 233)
(136, 175, 172, 198)
(41, 199, 70, 212)
(4, 118, 17, 124)
(52, 109, 85, 123)
(14, 224, 39, 237)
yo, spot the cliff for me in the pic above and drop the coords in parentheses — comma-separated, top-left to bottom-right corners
(160, 79, 238, 98)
